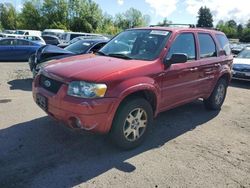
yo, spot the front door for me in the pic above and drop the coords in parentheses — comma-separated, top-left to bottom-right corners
(160, 32, 202, 111)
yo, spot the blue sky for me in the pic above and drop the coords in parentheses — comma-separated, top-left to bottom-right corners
(3, 0, 250, 25)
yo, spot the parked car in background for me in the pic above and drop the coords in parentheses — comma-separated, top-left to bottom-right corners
(23, 36, 46, 45)
(0, 38, 42, 61)
(41, 35, 61, 45)
(29, 39, 108, 77)
(33, 26, 233, 149)
(60, 32, 105, 44)
(14, 30, 42, 36)
(42, 29, 64, 38)
(232, 47, 250, 81)
(57, 35, 109, 48)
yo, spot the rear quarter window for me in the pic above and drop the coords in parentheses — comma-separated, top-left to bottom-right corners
(215, 34, 231, 56)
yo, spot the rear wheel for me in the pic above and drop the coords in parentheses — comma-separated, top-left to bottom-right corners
(204, 78, 228, 110)
(110, 98, 153, 149)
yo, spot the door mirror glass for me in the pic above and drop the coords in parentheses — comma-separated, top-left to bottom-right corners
(165, 53, 188, 66)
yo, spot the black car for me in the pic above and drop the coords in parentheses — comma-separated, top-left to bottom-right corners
(42, 35, 61, 45)
(29, 39, 108, 77)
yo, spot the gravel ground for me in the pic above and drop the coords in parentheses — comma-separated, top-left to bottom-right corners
(0, 62, 249, 188)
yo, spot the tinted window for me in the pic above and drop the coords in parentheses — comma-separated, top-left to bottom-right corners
(237, 49, 250, 59)
(16, 40, 30, 46)
(198, 33, 217, 58)
(0, 39, 14, 45)
(65, 40, 94, 54)
(167, 33, 196, 60)
(216, 34, 231, 55)
(70, 34, 86, 40)
(90, 42, 107, 53)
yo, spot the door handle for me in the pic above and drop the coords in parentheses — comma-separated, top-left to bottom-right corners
(214, 63, 220, 67)
(189, 67, 198, 71)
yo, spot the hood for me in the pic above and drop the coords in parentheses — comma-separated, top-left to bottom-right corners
(233, 58, 250, 65)
(43, 54, 157, 82)
(40, 44, 74, 55)
(37, 44, 74, 63)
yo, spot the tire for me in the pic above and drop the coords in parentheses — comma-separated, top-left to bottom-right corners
(204, 78, 228, 110)
(110, 97, 153, 150)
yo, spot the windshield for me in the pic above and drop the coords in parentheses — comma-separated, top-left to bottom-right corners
(65, 40, 94, 54)
(237, 49, 250, 59)
(99, 29, 171, 60)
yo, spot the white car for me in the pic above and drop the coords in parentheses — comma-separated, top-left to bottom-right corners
(232, 47, 250, 81)
(23, 35, 46, 45)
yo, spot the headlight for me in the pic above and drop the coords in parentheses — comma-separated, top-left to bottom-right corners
(67, 81, 107, 98)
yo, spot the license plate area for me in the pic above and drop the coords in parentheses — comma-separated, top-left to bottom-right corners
(36, 94, 48, 111)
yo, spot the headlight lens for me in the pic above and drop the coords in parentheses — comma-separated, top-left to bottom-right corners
(67, 81, 107, 98)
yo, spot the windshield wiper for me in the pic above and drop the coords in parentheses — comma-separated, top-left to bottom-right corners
(95, 51, 107, 56)
(108, 53, 133, 60)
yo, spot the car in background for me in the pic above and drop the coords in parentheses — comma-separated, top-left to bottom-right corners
(41, 35, 61, 45)
(23, 36, 46, 45)
(232, 47, 250, 81)
(0, 38, 42, 61)
(14, 30, 42, 36)
(60, 32, 105, 44)
(57, 35, 109, 48)
(29, 39, 108, 77)
(42, 29, 64, 38)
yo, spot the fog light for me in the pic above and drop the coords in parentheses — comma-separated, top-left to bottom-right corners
(69, 117, 82, 129)
(75, 118, 82, 128)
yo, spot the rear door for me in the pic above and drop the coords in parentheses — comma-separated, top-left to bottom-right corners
(14, 39, 35, 60)
(197, 33, 220, 95)
(160, 32, 202, 110)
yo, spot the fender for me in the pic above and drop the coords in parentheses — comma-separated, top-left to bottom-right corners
(109, 76, 161, 116)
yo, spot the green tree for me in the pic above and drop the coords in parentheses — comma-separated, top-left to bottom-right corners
(0, 3, 18, 30)
(157, 18, 172, 26)
(197, 6, 213, 28)
(69, 0, 102, 32)
(41, 0, 68, 30)
(97, 13, 121, 35)
(227, 20, 237, 29)
(246, 19, 250, 28)
(19, 1, 41, 30)
(115, 8, 149, 30)
(237, 24, 243, 38)
(240, 28, 250, 42)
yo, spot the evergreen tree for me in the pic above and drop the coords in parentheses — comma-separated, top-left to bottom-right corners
(197, 6, 213, 28)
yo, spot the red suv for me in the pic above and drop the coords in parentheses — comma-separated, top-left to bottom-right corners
(33, 26, 233, 149)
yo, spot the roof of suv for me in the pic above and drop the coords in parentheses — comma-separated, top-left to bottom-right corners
(129, 26, 225, 35)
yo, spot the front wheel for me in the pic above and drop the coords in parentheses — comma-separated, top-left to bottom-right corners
(204, 78, 228, 110)
(110, 98, 153, 149)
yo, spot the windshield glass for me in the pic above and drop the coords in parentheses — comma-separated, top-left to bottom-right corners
(237, 49, 250, 59)
(99, 29, 171, 60)
(65, 40, 94, 54)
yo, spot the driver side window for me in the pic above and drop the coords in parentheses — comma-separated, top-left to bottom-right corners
(167, 33, 196, 61)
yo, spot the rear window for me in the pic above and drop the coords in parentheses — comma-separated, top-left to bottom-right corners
(198, 33, 217, 58)
(215, 34, 231, 56)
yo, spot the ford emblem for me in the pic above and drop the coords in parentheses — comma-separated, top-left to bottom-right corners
(44, 80, 51, 88)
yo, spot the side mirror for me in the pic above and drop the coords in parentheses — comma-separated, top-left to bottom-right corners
(219, 50, 226, 56)
(165, 53, 188, 66)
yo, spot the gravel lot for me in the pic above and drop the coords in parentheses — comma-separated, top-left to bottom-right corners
(0, 62, 249, 188)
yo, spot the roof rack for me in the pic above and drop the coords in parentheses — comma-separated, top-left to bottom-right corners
(150, 24, 196, 28)
(149, 24, 220, 31)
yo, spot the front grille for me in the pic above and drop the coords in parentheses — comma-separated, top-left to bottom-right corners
(39, 75, 63, 94)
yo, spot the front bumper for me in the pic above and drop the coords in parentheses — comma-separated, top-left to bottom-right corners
(32, 75, 119, 133)
(232, 70, 250, 81)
